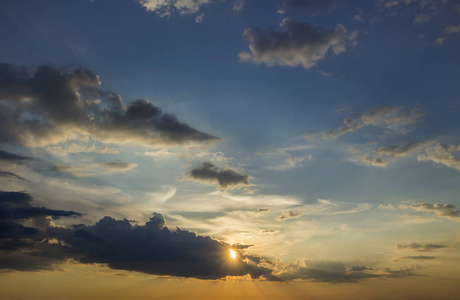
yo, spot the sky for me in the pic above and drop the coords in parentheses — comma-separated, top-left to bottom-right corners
(1, 0, 460, 299)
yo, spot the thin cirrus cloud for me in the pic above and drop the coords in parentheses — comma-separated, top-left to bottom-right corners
(0, 64, 219, 148)
(239, 18, 358, 69)
(188, 162, 250, 188)
(278, 0, 338, 15)
(322, 107, 424, 139)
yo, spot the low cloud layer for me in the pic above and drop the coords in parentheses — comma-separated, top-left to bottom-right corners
(0, 190, 273, 279)
(189, 162, 250, 188)
(323, 107, 424, 139)
(239, 18, 357, 69)
(0, 63, 218, 148)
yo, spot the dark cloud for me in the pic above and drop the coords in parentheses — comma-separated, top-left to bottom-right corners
(0, 171, 28, 181)
(279, 0, 338, 15)
(0, 191, 82, 222)
(239, 18, 357, 69)
(397, 242, 446, 251)
(0, 190, 274, 280)
(278, 260, 378, 283)
(278, 210, 302, 220)
(189, 162, 250, 188)
(0, 63, 218, 147)
(410, 202, 460, 220)
(253, 208, 270, 213)
(0, 149, 32, 162)
(401, 256, 436, 260)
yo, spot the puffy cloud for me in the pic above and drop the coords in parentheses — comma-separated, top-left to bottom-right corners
(239, 18, 357, 69)
(0, 64, 218, 148)
(189, 162, 250, 188)
(137, 0, 212, 17)
(397, 242, 446, 251)
(323, 107, 424, 139)
(361, 155, 389, 168)
(374, 141, 434, 158)
(410, 202, 460, 220)
(278, 0, 338, 15)
(418, 143, 460, 171)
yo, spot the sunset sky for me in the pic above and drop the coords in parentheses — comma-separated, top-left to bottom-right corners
(1, 0, 460, 299)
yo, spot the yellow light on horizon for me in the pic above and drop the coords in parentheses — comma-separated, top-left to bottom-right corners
(230, 249, 236, 259)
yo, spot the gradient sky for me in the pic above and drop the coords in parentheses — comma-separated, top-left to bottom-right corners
(1, 0, 460, 299)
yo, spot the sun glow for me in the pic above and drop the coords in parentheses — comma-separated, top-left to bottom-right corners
(230, 249, 236, 259)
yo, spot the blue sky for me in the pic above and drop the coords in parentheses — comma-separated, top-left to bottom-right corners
(1, 0, 460, 298)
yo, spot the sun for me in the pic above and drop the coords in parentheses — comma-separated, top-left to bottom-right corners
(230, 249, 237, 259)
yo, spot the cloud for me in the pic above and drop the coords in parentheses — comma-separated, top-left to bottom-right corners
(189, 162, 250, 188)
(374, 141, 434, 158)
(361, 155, 389, 168)
(445, 25, 460, 34)
(323, 107, 424, 139)
(0, 171, 29, 181)
(397, 242, 446, 251)
(278, 0, 338, 15)
(96, 162, 138, 171)
(0, 191, 82, 223)
(253, 208, 270, 213)
(0, 64, 218, 148)
(409, 202, 460, 220)
(413, 13, 432, 25)
(195, 13, 205, 23)
(278, 260, 378, 283)
(0, 149, 32, 162)
(52, 162, 137, 177)
(46, 143, 120, 156)
(417, 143, 460, 171)
(278, 210, 302, 221)
(233, 0, 245, 11)
(0, 190, 274, 280)
(239, 18, 357, 69)
(400, 256, 436, 260)
(137, 0, 212, 17)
